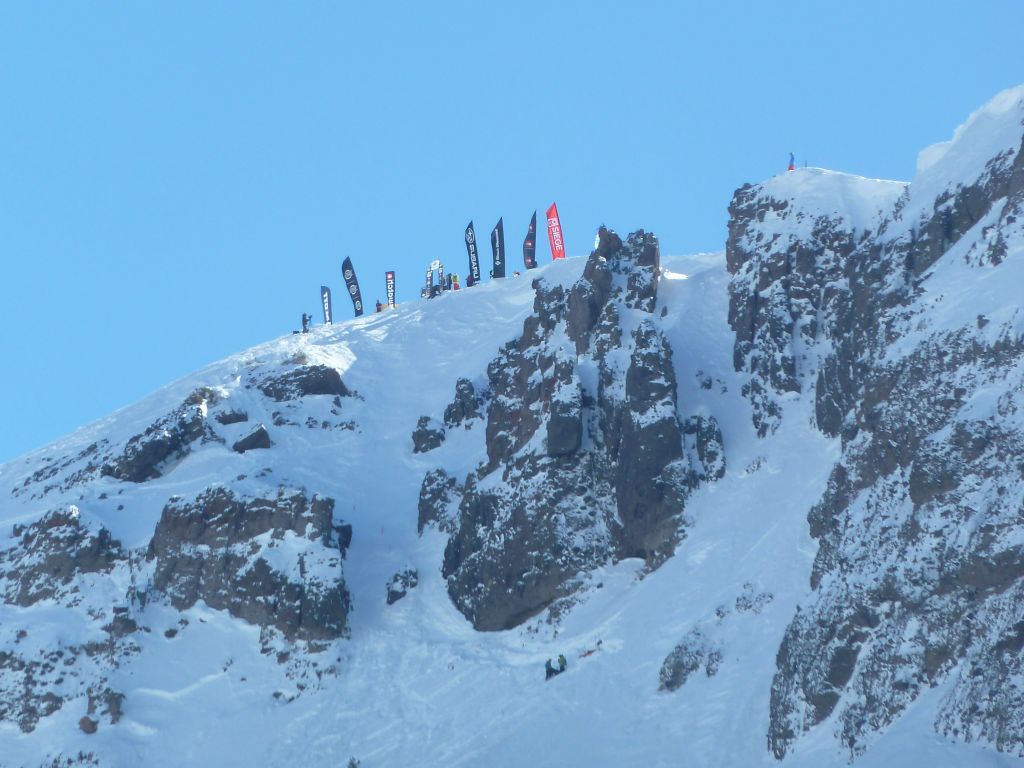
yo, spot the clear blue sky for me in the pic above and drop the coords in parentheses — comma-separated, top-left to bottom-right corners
(2, 1, 1022, 462)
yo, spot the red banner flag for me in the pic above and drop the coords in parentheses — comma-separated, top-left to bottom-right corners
(546, 203, 566, 260)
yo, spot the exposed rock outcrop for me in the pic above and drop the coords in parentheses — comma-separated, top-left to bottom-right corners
(215, 409, 249, 425)
(769, 329, 1024, 759)
(411, 417, 445, 454)
(726, 174, 904, 437)
(147, 487, 351, 643)
(757, 94, 1024, 759)
(0, 621, 137, 734)
(1, 647, 67, 733)
(417, 469, 460, 534)
(659, 582, 771, 695)
(683, 415, 726, 481)
(614, 320, 689, 558)
(87, 685, 124, 725)
(232, 424, 271, 453)
(443, 378, 485, 429)
(257, 365, 350, 402)
(101, 389, 219, 482)
(0, 507, 124, 607)
(386, 569, 419, 605)
(11, 440, 107, 500)
(424, 228, 705, 630)
(659, 628, 721, 692)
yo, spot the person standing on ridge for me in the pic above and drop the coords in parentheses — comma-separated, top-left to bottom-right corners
(557, 654, 567, 673)
(375, 299, 383, 313)
(301, 313, 311, 333)
(788, 152, 795, 171)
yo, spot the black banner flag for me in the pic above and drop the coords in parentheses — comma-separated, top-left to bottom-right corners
(465, 221, 481, 286)
(341, 257, 364, 317)
(523, 211, 537, 270)
(320, 285, 333, 325)
(423, 264, 434, 298)
(491, 217, 505, 279)
(385, 271, 396, 308)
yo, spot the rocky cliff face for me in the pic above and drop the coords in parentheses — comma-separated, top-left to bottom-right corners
(0, 485, 352, 735)
(1, 508, 124, 608)
(0, 509, 131, 734)
(148, 487, 351, 644)
(3, 84, 1024, 768)
(0, 356, 358, 739)
(419, 229, 713, 630)
(726, 171, 905, 437)
(725, 89, 1024, 758)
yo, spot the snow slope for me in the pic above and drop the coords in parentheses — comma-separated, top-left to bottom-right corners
(3, 84, 1024, 768)
(751, 167, 906, 240)
(0, 248, 1013, 768)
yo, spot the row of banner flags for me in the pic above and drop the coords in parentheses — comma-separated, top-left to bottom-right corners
(465, 204, 564, 282)
(320, 204, 566, 322)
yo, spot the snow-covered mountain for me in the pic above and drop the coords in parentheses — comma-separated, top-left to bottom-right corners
(2, 85, 1023, 768)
